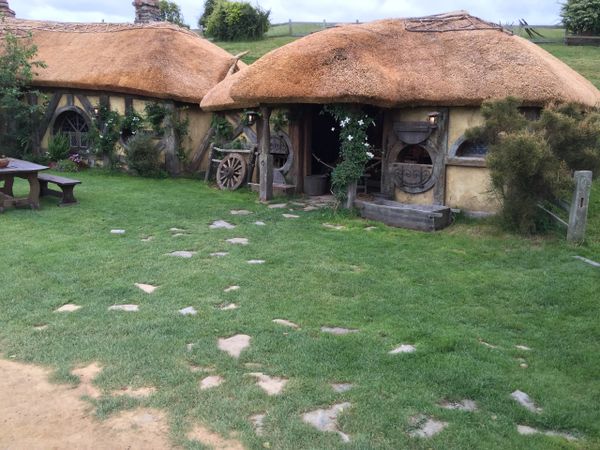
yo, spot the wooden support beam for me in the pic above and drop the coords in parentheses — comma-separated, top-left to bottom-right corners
(37, 92, 62, 143)
(258, 106, 273, 202)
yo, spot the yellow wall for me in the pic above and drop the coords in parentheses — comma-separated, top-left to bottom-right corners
(395, 188, 434, 205)
(445, 166, 499, 213)
(110, 97, 126, 115)
(183, 108, 212, 165)
(448, 107, 484, 149)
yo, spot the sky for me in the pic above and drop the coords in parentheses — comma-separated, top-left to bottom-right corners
(10, 0, 564, 27)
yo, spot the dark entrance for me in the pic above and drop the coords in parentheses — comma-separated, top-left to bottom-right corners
(53, 110, 90, 153)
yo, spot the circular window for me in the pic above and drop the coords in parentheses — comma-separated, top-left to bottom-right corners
(391, 145, 435, 193)
(456, 140, 488, 158)
(53, 110, 90, 152)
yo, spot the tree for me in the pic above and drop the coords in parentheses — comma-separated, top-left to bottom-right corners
(158, 0, 189, 28)
(0, 30, 46, 157)
(198, 0, 217, 29)
(561, 0, 600, 35)
(204, 1, 270, 41)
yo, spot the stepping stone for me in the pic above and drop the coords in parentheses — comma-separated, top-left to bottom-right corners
(302, 403, 352, 443)
(226, 238, 249, 245)
(408, 415, 448, 438)
(515, 345, 532, 351)
(210, 252, 229, 257)
(200, 375, 224, 390)
(55, 304, 81, 313)
(323, 223, 346, 230)
(172, 233, 187, 237)
(273, 319, 299, 329)
(574, 256, 600, 267)
(247, 260, 265, 265)
(517, 425, 578, 441)
(250, 413, 266, 436)
(331, 383, 353, 393)
(254, 221, 266, 226)
(291, 202, 306, 207)
(268, 203, 287, 209)
(113, 386, 156, 399)
(439, 399, 478, 412)
(34, 324, 48, 331)
(479, 339, 499, 349)
(219, 303, 239, 311)
(321, 327, 359, 335)
(210, 220, 236, 230)
(218, 334, 251, 358)
(516, 358, 529, 369)
(303, 206, 319, 212)
(141, 236, 154, 242)
(134, 283, 158, 294)
(230, 209, 253, 216)
(111, 229, 126, 235)
(365, 226, 377, 231)
(224, 286, 240, 293)
(389, 344, 416, 354)
(168, 251, 196, 258)
(511, 390, 542, 413)
(282, 214, 300, 219)
(179, 306, 197, 316)
(248, 372, 288, 396)
(109, 304, 139, 312)
(186, 343, 195, 352)
(170, 228, 186, 232)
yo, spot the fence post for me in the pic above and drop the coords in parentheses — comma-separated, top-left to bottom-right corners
(567, 170, 593, 242)
(288, 19, 292, 36)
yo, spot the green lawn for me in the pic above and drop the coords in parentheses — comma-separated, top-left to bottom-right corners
(1, 171, 599, 449)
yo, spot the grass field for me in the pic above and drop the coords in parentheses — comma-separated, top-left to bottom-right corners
(1, 172, 599, 449)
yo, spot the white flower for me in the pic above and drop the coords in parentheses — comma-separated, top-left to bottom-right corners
(364, 142, 370, 147)
(331, 127, 335, 132)
(347, 135, 354, 141)
(358, 119, 364, 126)
(366, 151, 374, 159)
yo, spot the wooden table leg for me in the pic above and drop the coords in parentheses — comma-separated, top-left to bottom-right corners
(26, 173, 41, 209)
(1, 175, 14, 197)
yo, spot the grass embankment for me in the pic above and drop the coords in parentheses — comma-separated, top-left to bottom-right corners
(1, 172, 599, 449)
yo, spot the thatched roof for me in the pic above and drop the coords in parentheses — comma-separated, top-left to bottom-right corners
(0, 18, 243, 104)
(201, 12, 600, 110)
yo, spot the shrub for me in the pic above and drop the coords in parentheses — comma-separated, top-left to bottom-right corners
(125, 133, 164, 177)
(561, 0, 600, 35)
(47, 133, 70, 162)
(205, 1, 270, 41)
(199, 0, 217, 28)
(55, 158, 79, 173)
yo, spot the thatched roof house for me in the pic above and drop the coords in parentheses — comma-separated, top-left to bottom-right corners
(202, 12, 600, 110)
(201, 12, 600, 224)
(0, 0, 243, 174)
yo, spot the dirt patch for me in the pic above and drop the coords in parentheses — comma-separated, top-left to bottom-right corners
(0, 359, 174, 449)
(187, 424, 245, 450)
(72, 362, 103, 399)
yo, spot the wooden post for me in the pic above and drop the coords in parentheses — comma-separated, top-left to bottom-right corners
(345, 181, 357, 209)
(258, 106, 273, 202)
(567, 170, 593, 242)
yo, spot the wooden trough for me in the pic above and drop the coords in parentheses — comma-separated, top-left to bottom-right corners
(355, 198, 452, 232)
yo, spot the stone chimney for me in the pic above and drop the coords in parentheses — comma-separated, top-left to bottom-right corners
(0, 0, 15, 18)
(133, 0, 160, 23)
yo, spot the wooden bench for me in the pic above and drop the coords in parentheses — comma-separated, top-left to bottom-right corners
(38, 174, 81, 206)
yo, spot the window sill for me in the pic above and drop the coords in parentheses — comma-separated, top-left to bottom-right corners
(446, 157, 487, 168)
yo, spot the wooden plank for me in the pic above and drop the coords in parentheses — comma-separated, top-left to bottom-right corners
(188, 126, 215, 173)
(76, 95, 94, 116)
(38, 173, 81, 186)
(567, 170, 593, 242)
(66, 94, 74, 106)
(446, 157, 487, 168)
(258, 107, 273, 202)
(37, 92, 62, 142)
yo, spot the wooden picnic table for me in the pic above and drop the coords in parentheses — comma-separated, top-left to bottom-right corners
(0, 158, 49, 212)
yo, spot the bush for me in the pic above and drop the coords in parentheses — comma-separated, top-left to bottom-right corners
(55, 158, 79, 173)
(205, 1, 270, 41)
(466, 97, 600, 234)
(47, 133, 70, 162)
(125, 133, 164, 177)
(561, 0, 600, 35)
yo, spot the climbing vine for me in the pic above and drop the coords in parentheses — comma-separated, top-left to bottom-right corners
(88, 105, 122, 168)
(323, 105, 375, 203)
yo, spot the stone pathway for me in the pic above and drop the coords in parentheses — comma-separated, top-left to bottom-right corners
(282, 214, 300, 219)
(273, 319, 299, 329)
(515, 345, 532, 351)
(268, 203, 287, 209)
(226, 238, 249, 245)
(34, 324, 48, 331)
(302, 403, 352, 443)
(479, 339, 499, 349)
(179, 307, 197, 316)
(247, 260, 265, 265)
(574, 256, 600, 268)
(439, 399, 478, 412)
(55, 304, 81, 313)
(210, 220, 236, 230)
(408, 415, 448, 438)
(389, 344, 416, 354)
(210, 252, 229, 257)
(224, 286, 240, 293)
(230, 210, 252, 216)
(134, 283, 158, 294)
(218, 335, 251, 358)
(200, 376, 224, 390)
(321, 327, 359, 335)
(168, 251, 196, 258)
(141, 236, 154, 242)
(331, 383, 353, 393)
(248, 373, 288, 396)
(323, 223, 346, 231)
(111, 229, 126, 235)
(254, 221, 266, 226)
(517, 425, 578, 441)
(511, 390, 542, 413)
(219, 303, 238, 311)
(109, 305, 139, 312)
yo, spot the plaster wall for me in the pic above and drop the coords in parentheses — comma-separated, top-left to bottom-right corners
(445, 165, 499, 213)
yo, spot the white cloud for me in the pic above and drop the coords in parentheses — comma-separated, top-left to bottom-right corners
(10, 0, 563, 27)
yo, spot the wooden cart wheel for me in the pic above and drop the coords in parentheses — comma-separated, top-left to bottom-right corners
(216, 153, 247, 190)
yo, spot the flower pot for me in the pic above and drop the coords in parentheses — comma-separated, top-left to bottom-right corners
(304, 174, 328, 196)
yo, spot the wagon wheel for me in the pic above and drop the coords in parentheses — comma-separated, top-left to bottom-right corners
(216, 153, 247, 190)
